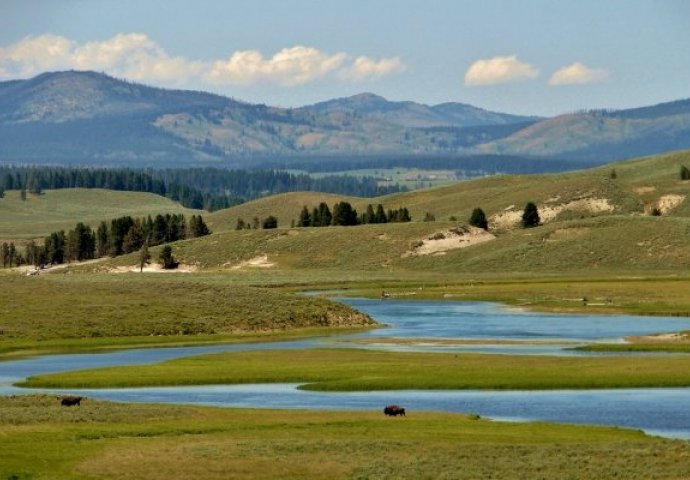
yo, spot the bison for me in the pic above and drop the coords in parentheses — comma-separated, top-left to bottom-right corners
(59, 395, 83, 407)
(383, 405, 405, 416)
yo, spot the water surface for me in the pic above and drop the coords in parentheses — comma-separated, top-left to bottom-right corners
(3, 298, 690, 439)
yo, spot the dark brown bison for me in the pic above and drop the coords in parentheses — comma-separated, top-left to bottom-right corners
(383, 405, 405, 416)
(59, 395, 83, 407)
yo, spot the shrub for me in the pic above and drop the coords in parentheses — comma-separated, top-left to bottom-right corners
(522, 202, 540, 228)
(469, 208, 488, 230)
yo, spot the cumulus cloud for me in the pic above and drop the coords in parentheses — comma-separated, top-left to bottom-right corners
(341, 56, 406, 81)
(549, 62, 609, 86)
(464, 55, 539, 86)
(0, 34, 75, 75)
(0, 34, 405, 87)
(205, 46, 347, 86)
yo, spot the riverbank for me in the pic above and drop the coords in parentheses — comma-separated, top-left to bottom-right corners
(2, 395, 688, 480)
(0, 274, 375, 359)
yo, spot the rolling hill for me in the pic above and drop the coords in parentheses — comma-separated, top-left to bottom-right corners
(477, 100, 690, 162)
(299, 92, 538, 128)
(149, 148, 690, 277)
(2, 70, 689, 167)
(0, 71, 531, 165)
(0, 188, 203, 241)
(4, 149, 690, 279)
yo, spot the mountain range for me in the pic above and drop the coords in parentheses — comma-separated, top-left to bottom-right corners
(0, 70, 689, 167)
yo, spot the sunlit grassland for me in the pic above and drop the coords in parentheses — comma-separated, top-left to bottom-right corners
(0, 188, 202, 241)
(131, 214, 690, 278)
(21, 348, 690, 390)
(350, 276, 690, 317)
(2, 395, 689, 480)
(0, 274, 374, 358)
(207, 149, 690, 232)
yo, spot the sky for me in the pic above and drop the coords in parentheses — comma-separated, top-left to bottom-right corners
(1, 0, 689, 116)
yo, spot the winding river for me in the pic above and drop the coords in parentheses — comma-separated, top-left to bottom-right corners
(3, 298, 690, 439)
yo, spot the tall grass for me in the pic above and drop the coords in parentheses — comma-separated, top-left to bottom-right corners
(2, 395, 688, 480)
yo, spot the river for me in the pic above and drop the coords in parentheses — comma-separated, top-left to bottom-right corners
(2, 298, 690, 439)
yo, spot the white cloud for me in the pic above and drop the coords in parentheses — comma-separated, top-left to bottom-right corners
(0, 34, 75, 75)
(549, 62, 609, 86)
(205, 46, 347, 86)
(0, 34, 405, 87)
(464, 55, 539, 86)
(341, 56, 406, 81)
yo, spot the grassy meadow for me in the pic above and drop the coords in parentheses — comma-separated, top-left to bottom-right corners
(207, 149, 690, 232)
(0, 273, 374, 358)
(0, 188, 202, 241)
(2, 395, 689, 480)
(21, 348, 690, 390)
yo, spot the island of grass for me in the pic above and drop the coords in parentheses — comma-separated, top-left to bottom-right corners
(2, 395, 690, 480)
(20, 348, 690, 390)
(0, 274, 375, 359)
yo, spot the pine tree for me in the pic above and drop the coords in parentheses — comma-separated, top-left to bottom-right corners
(522, 202, 540, 228)
(374, 204, 387, 223)
(1, 242, 9, 268)
(311, 207, 321, 227)
(159, 245, 178, 269)
(332, 202, 358, 226)
(139, 243, 150, 272)
(363, 204, 376, 224)
(318, 203, 332, 226)
(681, 165, 690, 181)
(469, 207, 488, 230)
(262, 216, 278, 229)
(96, 221, 109, 257)
(298, 206, 311, 227)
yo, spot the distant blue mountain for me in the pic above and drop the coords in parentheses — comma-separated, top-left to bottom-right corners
(0, 70, 688, 167)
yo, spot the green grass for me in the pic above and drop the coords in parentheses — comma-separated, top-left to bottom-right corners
(0, 274, 374, 358)
(576, 342, 690, 353)
(20, 348, 690, 390)
(0, 188, 202, 241)
(353, 277, 690, 316)
(2, 395, 689, 480)
(207, 149, 690, 233)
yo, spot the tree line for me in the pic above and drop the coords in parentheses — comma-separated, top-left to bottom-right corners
(3, 213, 210, 268)
(0, 166, 404, 212)
(297, 202, 411, 227)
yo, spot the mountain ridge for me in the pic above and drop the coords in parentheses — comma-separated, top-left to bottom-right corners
(1, 70, 689, 166)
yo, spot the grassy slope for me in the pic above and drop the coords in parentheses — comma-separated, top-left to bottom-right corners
(4, 395, 686, 480)
(21, 348, 690, 390)
(208, 149, 690, 230)
(0, 188, 202, 241)
(206, 191, 363, 232)
(0, 274, 374, 357)
(178, 149, 690, 279)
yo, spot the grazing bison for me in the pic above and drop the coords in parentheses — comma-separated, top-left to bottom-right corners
(383, 405, 405, 416)
(59, 395, 83, 407)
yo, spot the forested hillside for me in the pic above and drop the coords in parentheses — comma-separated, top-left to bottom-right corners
(0, 166, 404, 211)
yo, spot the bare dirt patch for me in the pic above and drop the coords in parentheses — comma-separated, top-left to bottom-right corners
(656, 194, 685, 214)
(634, 186, 656, 195)
(111, 263, 198, 273)
(490, 198, 615, 229)
(628, 332, 690, 344)
(229, 255, 275, 270)
(403, 226, 495, 257)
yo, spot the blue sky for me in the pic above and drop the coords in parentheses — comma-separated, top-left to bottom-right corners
(1, 0, 688, 115)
